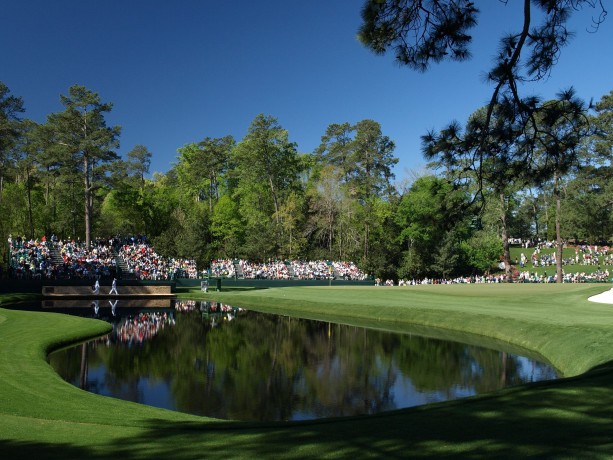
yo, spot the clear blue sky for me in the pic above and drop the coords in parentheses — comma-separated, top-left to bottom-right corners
(2, 1, 612, 182)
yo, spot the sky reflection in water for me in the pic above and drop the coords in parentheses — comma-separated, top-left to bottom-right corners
(49, 300, 559, 422)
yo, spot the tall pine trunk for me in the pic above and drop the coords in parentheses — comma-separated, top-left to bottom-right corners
(554, 171, 563, 283)
(26, 171, 34, 239)
(84, 154, 92, 247)
(500, 193, 512, 282)
(269, 175, 280, 224)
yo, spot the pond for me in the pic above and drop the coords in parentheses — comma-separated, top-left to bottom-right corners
(47, 299, 559, 422)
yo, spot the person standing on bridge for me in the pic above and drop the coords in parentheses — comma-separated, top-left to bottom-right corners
(92, 279, 100, 295)
(109, 278, 118, 295)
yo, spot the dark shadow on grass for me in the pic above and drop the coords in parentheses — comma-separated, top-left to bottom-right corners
(113, 369, 613, 458)
(5, 367, 613, 459)
(0, 440, 99, 460)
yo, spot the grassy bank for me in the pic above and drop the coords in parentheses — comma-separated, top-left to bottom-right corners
(3, 284, 613, 458)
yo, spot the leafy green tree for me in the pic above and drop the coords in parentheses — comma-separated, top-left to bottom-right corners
(461, 230, 504, 275)
(590, 90, 613, 160)
(211, 194, 245, 258)
(371, 198, 401, 278)
(12, 120, 43, 239)
(559, 90, 613, 242)
(126, 144, 152, 191)
(351, 120, 398, 262)
(315, 123, 355, 183)
(232, 114, 304, 259)
(561, 166, 613, 243)
(558, 90, 613, 243)
(396, 175, 469, 278)
(175, 136, 234, 212)
(27, 121, 71, 237)
(1, 117, 74, 241)
(316, 119, 398, 264)
(0, 83, 26, 260)
(99, 182, 153, 237)
(149, 167, 214, 267)
(351, 121, 397, 199)
(101, 146, 157, 237)
(46, 85, 121, 246)
(99, 189, 132, 236)
(277, 191, 307, 259)
(304, 165, 345, 257)
(509, 190, 544, 241)
(317, 120, 397, 204)
(143, 171, 182, 239)
(174, 206, 213, 267)
(431, 228, 464, 279)
(423, 87, 589, 282)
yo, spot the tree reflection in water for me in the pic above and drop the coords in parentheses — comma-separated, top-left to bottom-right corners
(49, 300, 558, 422)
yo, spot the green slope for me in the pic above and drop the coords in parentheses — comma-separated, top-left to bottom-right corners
(2, 284, 613, 458)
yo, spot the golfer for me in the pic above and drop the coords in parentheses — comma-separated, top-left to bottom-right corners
(109, 278, 118, 295)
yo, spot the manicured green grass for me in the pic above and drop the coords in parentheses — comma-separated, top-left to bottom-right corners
(3, 284, 613, 458)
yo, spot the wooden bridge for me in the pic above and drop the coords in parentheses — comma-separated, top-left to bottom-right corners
(42, 284, 173, 298)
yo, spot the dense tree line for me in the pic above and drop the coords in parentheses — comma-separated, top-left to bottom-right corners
(1, 81, 611, 279)
(358, 0, 610, 281)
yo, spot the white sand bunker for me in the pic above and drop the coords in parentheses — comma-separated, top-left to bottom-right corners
(588, 288, 613, 304)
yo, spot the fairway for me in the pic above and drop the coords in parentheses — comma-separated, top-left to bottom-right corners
(3, 283, 613, 458)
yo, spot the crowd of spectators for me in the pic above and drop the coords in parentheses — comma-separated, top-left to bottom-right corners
(210, 259, 236, 278)
(388, 275, 509, 286)
(514, 244, 613, 272)
(210, 258, 366, 281)
(16, 234, 609, 285)
(331, 261, 368, 280)
(6, 235, 368, 282)
(239, 260, 291, 279)
(7, 235, 52, 279)
(381, 268, 611, 286)
(574, 245, 612, 266)
(55, 238, 116, 280)
(119, 242, 200, 280)
(291, 260, 332, 280)
(7, 234, 117, 280)
(517, 269, 611, 283)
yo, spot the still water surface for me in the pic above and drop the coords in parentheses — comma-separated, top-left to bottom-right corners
(49, 300, 559, 422)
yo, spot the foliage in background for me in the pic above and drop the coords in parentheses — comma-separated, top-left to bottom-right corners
(0, 79, 611, 279)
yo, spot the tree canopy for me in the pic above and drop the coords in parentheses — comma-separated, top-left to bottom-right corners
(1, 73, 611, 280)
(359, 0, 607, 192)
